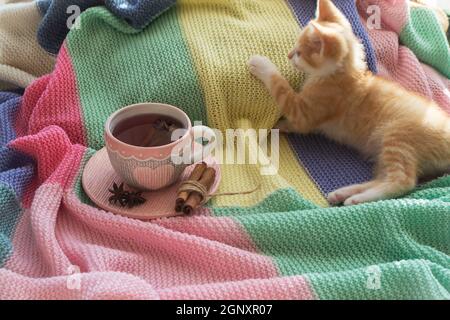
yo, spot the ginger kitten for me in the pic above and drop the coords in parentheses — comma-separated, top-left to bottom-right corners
(248, 0, 450, 206)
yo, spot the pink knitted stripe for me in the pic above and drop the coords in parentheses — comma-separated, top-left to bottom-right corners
(8, 126, 86, 209)
(14, 44, 86, 144)
(0, 269, 315, 300)
(5, 127, 90, 276)
(422, 64, 450, 114)
(14, 74, 51, 137)
(159, 275, 315, 300)
(0, 269, 159, 300)
(9, 126, 85, 186)
(154, 214, 263, 253)
(5, 183, 73, 276)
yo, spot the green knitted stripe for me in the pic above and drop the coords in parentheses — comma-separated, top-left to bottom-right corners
(213, 178, 450, 299)
(72, 149, 96, 206)
(67, 6, 208, 149)
(400, 6, 450, 78)
(308, 260, 450, 299)
(0, 184, 22, 267)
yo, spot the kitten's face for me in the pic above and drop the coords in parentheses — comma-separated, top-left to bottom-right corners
(288, 23, 348, 76)
(288, 0, 364, 76)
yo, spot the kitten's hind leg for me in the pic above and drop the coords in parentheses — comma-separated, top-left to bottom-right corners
(343, 146, 417, 205)
(327, 181, 378, 205)
(343, 179, 415, 206)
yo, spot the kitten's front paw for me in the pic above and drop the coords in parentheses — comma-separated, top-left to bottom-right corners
(248, 55, 279, 83)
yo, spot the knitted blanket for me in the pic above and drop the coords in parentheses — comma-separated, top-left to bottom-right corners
(0, 0, 449, 300)
(0, 0, 175, 90)
(0, 0, 54, 90)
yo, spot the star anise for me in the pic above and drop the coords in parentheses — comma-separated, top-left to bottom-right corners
(108, 182, 146, 208)
(153, 119, 178, 132)
(108, 182, 129, 206)
(153, 119, 169, 131)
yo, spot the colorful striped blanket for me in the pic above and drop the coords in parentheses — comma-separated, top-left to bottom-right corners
(0, 0, 449, 299)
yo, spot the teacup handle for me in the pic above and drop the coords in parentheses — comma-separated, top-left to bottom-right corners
(190, 125, 217, 163)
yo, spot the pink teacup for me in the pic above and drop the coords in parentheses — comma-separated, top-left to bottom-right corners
(104, 102, 216, 191)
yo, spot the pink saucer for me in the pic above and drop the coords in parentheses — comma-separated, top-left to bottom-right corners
(82, 147, 221, 220)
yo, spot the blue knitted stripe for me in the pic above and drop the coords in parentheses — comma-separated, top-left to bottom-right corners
(0, 92, 33, 267)
(0, 92, 34, 199)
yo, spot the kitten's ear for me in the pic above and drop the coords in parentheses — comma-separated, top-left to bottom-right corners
(311, 21, 331, 35)
(317, 0, 351, 28)
(309, 22, 327, 55)
(310, 22, 337, 56)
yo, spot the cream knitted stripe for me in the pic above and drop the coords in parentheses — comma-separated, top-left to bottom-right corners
(0, 1, 55, 88)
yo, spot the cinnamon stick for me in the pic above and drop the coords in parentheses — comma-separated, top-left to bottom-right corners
(175, 162, 207, 212)
(183, 167, 216, 214)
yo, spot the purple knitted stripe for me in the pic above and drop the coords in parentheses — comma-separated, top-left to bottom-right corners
(287, 134, 373, 195)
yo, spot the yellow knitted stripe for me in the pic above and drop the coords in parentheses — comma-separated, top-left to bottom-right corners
(177, 0, 303, 130)
(177, 0, 326, 207)
(211, 134, 328, 208)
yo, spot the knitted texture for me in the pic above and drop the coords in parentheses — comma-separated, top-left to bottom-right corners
(36, 0, 176, 55)
(36, 0, 102, 55)
(0, 91, 34, 200)
(400, 6, 450, 78)
(359, 0, 450, 111)
(0, 1, 55, 89)
(288, 133, 373, 195)
(105, 0, 176, 29)
(0, 92, 33, 267)
(411, 1, 449, 36)
(0, 0, 449, 300)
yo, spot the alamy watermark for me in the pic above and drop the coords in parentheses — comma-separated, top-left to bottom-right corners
(366, 5, 381, 30)
(66, 265, 81, 290)
(171, 121, 280, 176)
(67, 5, 81, 30)
(366, 265, 382, 290)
